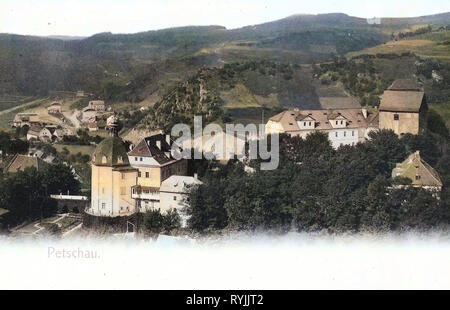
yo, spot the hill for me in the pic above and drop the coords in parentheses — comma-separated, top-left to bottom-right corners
(2, 11, 450, 129)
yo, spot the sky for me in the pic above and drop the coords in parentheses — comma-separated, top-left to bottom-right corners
(1, 0, 450, 37)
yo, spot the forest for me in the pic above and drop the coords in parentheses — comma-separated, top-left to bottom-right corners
(183, 114, 450, 234)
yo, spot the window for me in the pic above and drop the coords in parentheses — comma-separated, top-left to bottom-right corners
(415, 175, 421, 181)
(132, 188, 135, 194)
(304, 122, 307, 126)
(344, 131, 347, 137)
(309, 122, 312, 126)
(138, 171, 142, 178)
(341, 121, 343, 125)
(173, 196, 177, 201)
(145, 172, 149, 178)
(140, 157, 143, 162)
(121, 173, 125, 180)
(135, 157, 138, 161)
(394, 114, 400, 121)
(101, 203, 106, 209)
(335, 132, 338, 138)
(118, 156, 123, 164)
(352, 131, 355, 137)
(102, 156, 107, 164)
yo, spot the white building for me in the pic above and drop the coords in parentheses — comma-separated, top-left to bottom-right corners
(159, 175, 202, 213)
(266, 107, 379, 149)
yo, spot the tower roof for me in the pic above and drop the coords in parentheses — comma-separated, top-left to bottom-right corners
(92, 137, 130, 167)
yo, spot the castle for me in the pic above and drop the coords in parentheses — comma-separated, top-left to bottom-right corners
(87, 125, 198, 219)
(266, 79, 427, 148)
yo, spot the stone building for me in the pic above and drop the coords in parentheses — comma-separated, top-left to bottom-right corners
(88, 100, 106, 112)
(128, 134, 188, 212)
(4, 154, 49, 174)
(13, 113, 40, 128)
(87, 137, 138, 217)
(392, 151, 443, 193)
(379, 79, 427, 136)
(47, 101, 62, 114)
(87, 131, 193, 221)
(266, 107, 379, 149)
(26, 126, 55, 142)
(159, 175, 202, 213)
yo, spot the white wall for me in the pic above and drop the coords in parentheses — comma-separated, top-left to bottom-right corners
(160, 192, 186, 213)
(328, 129, 359, 149)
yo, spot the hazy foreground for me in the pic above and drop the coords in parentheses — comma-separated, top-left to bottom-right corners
(1, 232, 450, 289)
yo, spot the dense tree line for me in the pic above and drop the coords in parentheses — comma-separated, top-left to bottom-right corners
(0, 164, 81, 227)
(186, 124, 450, 234)
(313, 56, 390, 106)
(0, 131, 29, 158)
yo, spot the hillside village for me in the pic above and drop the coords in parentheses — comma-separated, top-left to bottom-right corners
(0, 12, 450, 237)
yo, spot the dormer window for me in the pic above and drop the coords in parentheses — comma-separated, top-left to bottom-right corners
(415, 175, 421, 181)
(304, 122, 307, 126)
(102, 156, 107, 164)
(309, 122, 312, 126)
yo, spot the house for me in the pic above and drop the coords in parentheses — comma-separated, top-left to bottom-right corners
(13, 113, 40, 128)
(160, 175, 202, 213)
(82, 107, 97, 123)
(26, 126, 43, 141)
(128, 134, 188, 210)
(26, 126, 55, 142)
(266, 106, 379, 149)
(54, 128, 73, 142)
(76, 91, 86, 98)
(88, 119, 106, 131)
(432, 70, 444, 83)
(379, 79, 427, 136)
(392, 151, 443, 193)
(88, 100, 106, 112)
(4, 154, 49, 174)
(47, 101, 62, 114)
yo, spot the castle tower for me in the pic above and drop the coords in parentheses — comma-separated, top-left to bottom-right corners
(88, 136, 138, 217)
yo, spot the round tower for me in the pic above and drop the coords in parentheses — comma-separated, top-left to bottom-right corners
(87, 136, 138, 217)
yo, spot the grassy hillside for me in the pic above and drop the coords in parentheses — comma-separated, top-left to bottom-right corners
(2, 11, 450, 130)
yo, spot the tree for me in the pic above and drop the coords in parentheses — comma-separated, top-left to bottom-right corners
(144, 209, 165, 234)
(163, 209, 182, 232)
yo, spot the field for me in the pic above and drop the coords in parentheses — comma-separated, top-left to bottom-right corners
(350, 30, 450, 62)
(0, 98, 50, 129)
(54, 144, 96, 156)
(0, 95, 35, 112)
(430, 102, 450, 129)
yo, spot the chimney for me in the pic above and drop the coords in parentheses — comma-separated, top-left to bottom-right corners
(362, 108, 368, 119)
(156, 140, 161, 150)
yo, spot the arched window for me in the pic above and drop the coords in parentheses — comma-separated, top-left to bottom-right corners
(102, 156, 107, 164)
